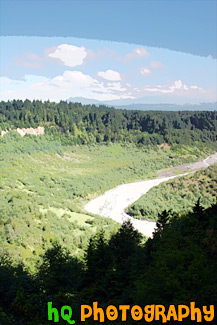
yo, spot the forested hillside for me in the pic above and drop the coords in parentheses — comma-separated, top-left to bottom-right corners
(0, 203, 216, 324)
(127, 164, 217, 220)
(0, 100, 216, 146)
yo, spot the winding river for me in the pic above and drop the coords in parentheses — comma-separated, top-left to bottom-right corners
(84, 152, 217, 237)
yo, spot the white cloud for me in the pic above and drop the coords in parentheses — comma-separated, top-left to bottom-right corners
(140, 67, 151, 76)
(144, 80, 189, 94)
(48, 44, 87, 67)
(97, 69, 121, 81)
(125, 47, 150, 60)
(130, 80, 216, 102)
(0, 71, 133, 102)
(0, 73, 213, 104)
(106, 82, 126, 92)
(51, 71, 96, 88)
(172, 80, 185, 90)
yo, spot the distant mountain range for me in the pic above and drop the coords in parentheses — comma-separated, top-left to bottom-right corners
(68, 97, 217, 111)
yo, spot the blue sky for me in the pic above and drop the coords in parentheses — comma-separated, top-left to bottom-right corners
(0, 0, 216, 104)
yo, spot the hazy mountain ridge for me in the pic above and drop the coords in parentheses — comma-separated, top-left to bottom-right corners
(68, 97, 217, 111)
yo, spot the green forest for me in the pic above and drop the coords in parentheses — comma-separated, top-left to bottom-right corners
(127, 164, 217, 220)
(0, 99, 216, 146)
(0, 100, 216, 324)
(1, 203, 217, 324)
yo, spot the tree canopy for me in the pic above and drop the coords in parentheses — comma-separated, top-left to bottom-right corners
(1, 100, 216, 146)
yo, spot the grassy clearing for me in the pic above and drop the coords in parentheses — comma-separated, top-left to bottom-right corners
(39, 207, 94, 226)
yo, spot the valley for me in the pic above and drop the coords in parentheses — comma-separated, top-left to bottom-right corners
(84, 152, 217, 237)
(0, 100, 216, 266)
